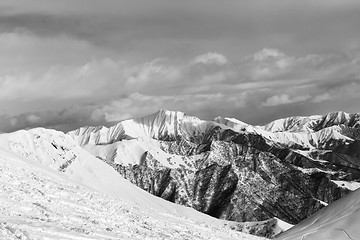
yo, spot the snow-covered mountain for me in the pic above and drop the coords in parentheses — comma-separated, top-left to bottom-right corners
(70, 110, 216, 145)
(0, 128, 267, 240)
(2, 109, 359, 239)
(275, 187, 360, 240)
(67, 109, 360, 238)
(216, 111, 360, 150)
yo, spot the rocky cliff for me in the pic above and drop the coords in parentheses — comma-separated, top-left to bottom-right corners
(69, 109, 360, 238)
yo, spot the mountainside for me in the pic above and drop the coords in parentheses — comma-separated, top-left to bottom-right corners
(276, 188, 360, 240)
(0, 128, 267, 240)
(68, 109, 360, 237)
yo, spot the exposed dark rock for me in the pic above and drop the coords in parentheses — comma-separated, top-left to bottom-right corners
(69, 110, 360, 237)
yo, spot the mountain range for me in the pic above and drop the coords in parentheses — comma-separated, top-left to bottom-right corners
(1, 109, 360, 239)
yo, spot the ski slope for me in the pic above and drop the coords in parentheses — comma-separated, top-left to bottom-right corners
(0, 129, 266, 240)
(276, 188, 360, 240)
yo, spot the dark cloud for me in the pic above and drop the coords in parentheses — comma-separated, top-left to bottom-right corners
(1, 48, 360, 132)
(2, 0, 360, 59)
(0, 13, 81, 35)
(0, 104, 109, 133)
(0, 1, 360, 131)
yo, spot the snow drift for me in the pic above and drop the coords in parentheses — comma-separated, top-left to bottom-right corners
(0, 128, 266, 240)
(276, 188, 360, 240)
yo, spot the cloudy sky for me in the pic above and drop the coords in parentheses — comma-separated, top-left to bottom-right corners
(1, 0, 360, 132)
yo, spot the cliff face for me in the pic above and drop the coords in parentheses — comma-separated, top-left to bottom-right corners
(69, 110, 360, 236)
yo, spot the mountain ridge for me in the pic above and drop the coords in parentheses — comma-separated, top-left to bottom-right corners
(67, 109, 360, 237)
(0, 130, 267, 240)
(2, 109, 359, 238)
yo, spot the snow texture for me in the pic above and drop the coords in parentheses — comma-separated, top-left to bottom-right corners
(0, 129, 266, 240)
(276, 188, 360, 240)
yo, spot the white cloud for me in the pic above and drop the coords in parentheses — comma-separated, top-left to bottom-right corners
(250, 48, 294, 80)
(0, 30, 98, 75)
(312, 93, 331, 103)
(2, 44, 360, 132)
(9, 118, 18, 127)
(312, 81, 360, 103)
(26, 114, 40, 123)
(262, 94, 311, 106)
(100, 92, 248, 122)
(193, 52, 228, 65)
(250, 67, 273, 80)
(0, 58, 183, 102)
(253, 48, 286, 61)
(124, 59, 181, 87)
(0, 49, 235, 110)
(0, 104, 108, 133)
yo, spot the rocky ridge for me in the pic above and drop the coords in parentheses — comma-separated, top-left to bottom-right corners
(0, 129, 267, 240)
(68, 109, 360, 237)
(276, 187, 360, 240)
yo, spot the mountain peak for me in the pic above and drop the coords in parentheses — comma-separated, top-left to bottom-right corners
(312, 110, 360, 131)
(5, 109, 360, 239)
(157, 108, 183, 115)
(140, 108, 186, 123)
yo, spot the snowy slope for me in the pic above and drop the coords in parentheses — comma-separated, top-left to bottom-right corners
(2, 110, 359, 239)
(69, 109, 217, 145)
(81, 138, 192, 169)
(276, 188, 360, 240)
(68, 109, 220, 171)
(0, 129, 266, 240)
(216, 113, 358, 150)
(71, 110, 358, 165)
(67, 110, 360, 236)
(0, 128, 217, 216)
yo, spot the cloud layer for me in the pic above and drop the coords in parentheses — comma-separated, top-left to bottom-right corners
(1, 46, 360, 132)
(0, 1, 360, 132)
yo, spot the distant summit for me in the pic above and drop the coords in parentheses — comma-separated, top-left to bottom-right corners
(1, 109, 359, 238)
(67, 109, 360, 237)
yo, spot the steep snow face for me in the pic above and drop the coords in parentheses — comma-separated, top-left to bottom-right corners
(0, 128, 79, 171)
(64, 109, 360, 238)
(69, 109, 217, 170)
(313, 111, 360, 131)
(214, 116, 254, 132)
(257, 125, 354, 150)
(276, 188, 360, 240)
(217, 111, 359, 150)
(0, 128, 195, 211)
(261, 115, 322, 133)
(69, 109, 218, 146)
(215, 117, 313, 149)
(82, 138, 191, 169)
(0, 146, 267, 240)
(261, 112, 360, 133)
(3, 110, 360, 239)
(68, 110, 359, 228)
(71, 110, 358, 151)
(120, 109, 216, 141)
(331, 180, 360, 191)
